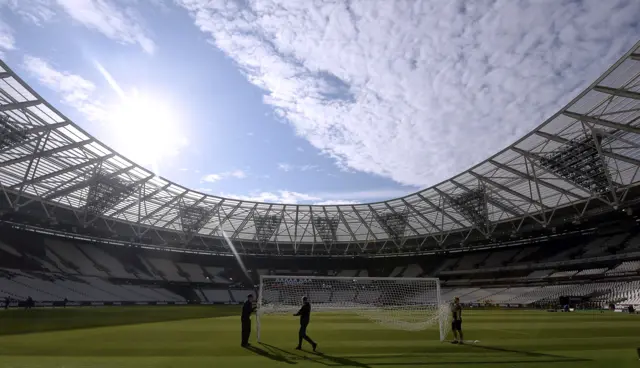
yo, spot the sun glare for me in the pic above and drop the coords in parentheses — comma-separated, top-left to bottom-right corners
(107, 90, 187, 174)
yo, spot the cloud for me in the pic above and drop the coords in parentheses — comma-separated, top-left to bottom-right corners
(1, 0, 56, 26)
(178, 0, 640, 187)
(58, 0, 156, 54)
(277, 163, 292, 172)
(202, 170, 247, 183)
(22, 55, 107, 122)
(0, 17, 15, 56)
(221, 190, 320, 204)
(2, 0, 155, 54)
(277, 163, 319, 172)
(313, 200, 360, 206)
(219, 187, 413, 204)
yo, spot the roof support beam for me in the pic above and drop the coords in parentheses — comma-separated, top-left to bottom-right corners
(0, 122, 69, 140)
(631, 53, 640, 61)
(468, 171, 550, 211)
(160, 195, 211, 230)
(489, 156, 586, 201)
(232, 203, 257, 239)
(594, 85, 640, 101)
(107, 181, 167, 218)
(351, 205, 378, 242)
(138, 190, 187, 224)
(336, 207, 358, 243)
(43, 164, 134, 200)
(209, 201, 242, 236)
(563, 111, 640, 135)
(450, 179, 520, 217)
(535, 130, 640, 168)
(401, 198, 442, 233)
(0, 139, 93, 168)
(417, 193, 465, 228)
(434, 186, 489, 235)
(0, 100, 40, 112)
(9, 153, 115, 189)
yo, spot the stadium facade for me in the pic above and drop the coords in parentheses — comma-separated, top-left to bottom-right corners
(1, 41, 640, 257)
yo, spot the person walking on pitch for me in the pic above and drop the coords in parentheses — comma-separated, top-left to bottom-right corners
(451, 297, 464, 344)
(294, 296, 317, 351)
(241, 294, 256, 347)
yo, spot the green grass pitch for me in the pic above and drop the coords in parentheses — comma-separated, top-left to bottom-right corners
(0, 306, 639, 367)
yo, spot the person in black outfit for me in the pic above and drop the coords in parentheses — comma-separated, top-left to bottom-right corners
(25, 296, 34, 310)
(294, 296, 317, 351)
(241, 294, 256, 347)
(4, 296, 10, 309)
(451, 297, 463, 344)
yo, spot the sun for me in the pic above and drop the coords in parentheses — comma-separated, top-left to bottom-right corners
(107, 90, 187, 173)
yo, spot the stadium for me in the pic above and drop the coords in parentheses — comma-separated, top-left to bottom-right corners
(1, 18, 640, 368)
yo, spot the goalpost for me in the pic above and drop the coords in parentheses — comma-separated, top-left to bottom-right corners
(256, 275, 451, 342)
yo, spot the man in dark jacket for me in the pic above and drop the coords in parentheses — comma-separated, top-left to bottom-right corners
(294, 296, 317, 351)
(241, 294, 256, 347)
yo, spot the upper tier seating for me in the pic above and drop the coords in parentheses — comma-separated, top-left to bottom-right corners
(45, 240, 108, 277)
(82, 245, 133, 278)
(148, 258, 186, 282)
(606, 261, 640, 275)
(177, 263, 207, 282)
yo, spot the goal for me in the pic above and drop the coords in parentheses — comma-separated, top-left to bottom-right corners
(256, 275, 451, 341)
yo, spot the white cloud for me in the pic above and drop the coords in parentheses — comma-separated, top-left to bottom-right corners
(58, 0, 155, 54)
(178, 0, 640, 187)
(277, 163, 319, 172)
(22, 55, 107, 122)
(313, 200, 359, 206)
(221, 190, 320, 204)
(219, 187, 413, 204)
(2, 0, 155, 54)
(202, 170, 247, 183)
(1, 0, 56, 26)
(277, 163, 292, 172)
(0, 18, 15, 56)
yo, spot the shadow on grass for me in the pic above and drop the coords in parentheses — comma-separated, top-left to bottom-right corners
(261, 343, 371, 367)
(339, 343, 591, 366)
(245, 344, 297, 365)
(467, 344, 591, 362)
(259, 342, 590, 367)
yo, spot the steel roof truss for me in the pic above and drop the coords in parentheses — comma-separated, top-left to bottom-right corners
(209, 201, 242, 236)
(232, 202, 258, 239)
(594, 85, 640, 101)
(564, 111, 640, 135)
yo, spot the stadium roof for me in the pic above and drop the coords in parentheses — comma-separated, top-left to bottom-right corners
(1, 41, 640, 254)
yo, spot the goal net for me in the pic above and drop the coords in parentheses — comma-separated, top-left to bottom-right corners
(257, 275, 451, 341)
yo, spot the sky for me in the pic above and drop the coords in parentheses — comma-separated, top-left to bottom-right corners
(0, 0, 638, 205)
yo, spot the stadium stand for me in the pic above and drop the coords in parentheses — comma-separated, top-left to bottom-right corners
(2, 224, 640, 309)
